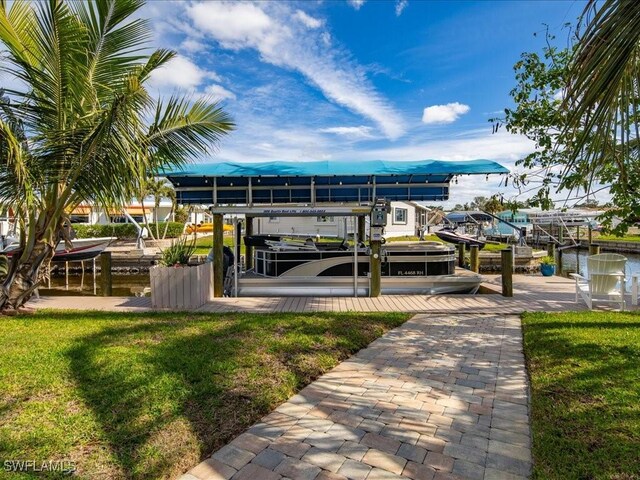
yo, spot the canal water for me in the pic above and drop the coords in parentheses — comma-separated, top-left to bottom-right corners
(555, 249, 640, 287)
(39, 249, 640, 296)
(40, 273, 151, 297)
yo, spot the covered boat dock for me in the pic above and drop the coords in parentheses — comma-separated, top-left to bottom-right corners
(164, 159, 509, 297)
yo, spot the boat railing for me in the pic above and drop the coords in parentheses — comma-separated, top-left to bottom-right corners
(250, 245, 456, 278)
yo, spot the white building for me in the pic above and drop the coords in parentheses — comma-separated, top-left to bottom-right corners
(256, 201, 429, 239)
(69, 198, 175, 225)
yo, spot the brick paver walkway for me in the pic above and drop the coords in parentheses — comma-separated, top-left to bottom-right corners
(179, 314, 531, 480)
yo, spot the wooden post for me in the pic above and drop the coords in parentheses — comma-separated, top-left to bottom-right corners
(100, 252, 112, 296)
(357, 216, 366, 244)
(457, 243, 465, 268)
(588, 226, 593, 247)
(589, 244, 600, 256)
(245, 216, 253, 270)
(556, 249, 563, 277)
(470, 245, 479, 273)
(547, 242, 555, 258)
(370, 240, 381, 297)
(213, 213, 224, 297)
(501, 249, 513, 297)
(235, 219, 242, 266)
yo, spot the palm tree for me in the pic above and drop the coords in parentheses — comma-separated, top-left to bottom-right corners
(0, 0, 234, 311)
(139, 177, 177, 240)
(563, 0, 640, 228)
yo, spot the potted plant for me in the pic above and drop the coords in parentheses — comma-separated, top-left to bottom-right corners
(539, 256, 556, 276)
(159, 235, 196, 267)
(150, 236, 213, 309)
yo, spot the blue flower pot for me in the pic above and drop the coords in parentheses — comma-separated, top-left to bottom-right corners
(540, 264, 555, 276)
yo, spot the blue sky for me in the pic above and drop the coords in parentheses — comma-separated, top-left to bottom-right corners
(144, 0, 585, 207)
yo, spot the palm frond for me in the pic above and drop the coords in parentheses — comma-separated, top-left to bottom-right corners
(146, 96, 235, 171)
(565, 0, 640, 173)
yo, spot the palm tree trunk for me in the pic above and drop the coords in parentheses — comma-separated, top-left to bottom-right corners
(140, 199, 156, 241)
(154, 201, 160, 239)
(0, 240, 55, 311)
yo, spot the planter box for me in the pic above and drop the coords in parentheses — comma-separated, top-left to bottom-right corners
(150, 262, 213, 309)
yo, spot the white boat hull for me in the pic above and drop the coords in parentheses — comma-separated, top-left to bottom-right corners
(1, 237, 115, 262)
(236, 274, 481, 297)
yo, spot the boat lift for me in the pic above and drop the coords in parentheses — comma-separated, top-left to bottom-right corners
(163, 159, 509, 297)
(217, 204, 373, 298)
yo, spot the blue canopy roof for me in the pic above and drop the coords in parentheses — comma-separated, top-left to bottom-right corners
(164, 159, 508, 205)
(166, 159, 508, 177)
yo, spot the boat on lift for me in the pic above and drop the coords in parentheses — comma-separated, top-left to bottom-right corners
(0, 237, 115, 262)
(231, 236, 482, 297)
(434, 227, 486, 249)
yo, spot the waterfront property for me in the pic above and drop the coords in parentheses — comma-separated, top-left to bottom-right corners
(164, 158, 508, 298)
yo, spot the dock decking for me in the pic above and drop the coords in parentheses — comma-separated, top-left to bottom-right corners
(32, 274, 610, 314)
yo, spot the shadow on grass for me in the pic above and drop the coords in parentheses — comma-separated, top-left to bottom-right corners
(63, 310, 404, 479)
(523, 316, 640, 479)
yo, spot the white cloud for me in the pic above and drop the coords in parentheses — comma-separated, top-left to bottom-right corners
(321, 31, 332, 46)
(186, 2, 405, 139)
(180, 38, 207, 52)
(395, 0, 408, 16)
(293, 10, 323, 29)
(204, 84, 236, 101)
(187, 2, 277, 51)
(422, 102, 470, 124)
(320, 126, 374, 139)
(354, 129, 532, 163)
(149, 55, 221, 90)
(347, 0, 366, 10)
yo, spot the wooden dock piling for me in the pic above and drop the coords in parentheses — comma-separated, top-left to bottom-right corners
(245, 216, 253, 270)
(370, 240, 381, 297)
(457, 243, 465, 268)
(213, 214, 224, 297)
(357, 216, 366, 243)
(501, 249, 513, 297)
(547, 242, 555, 258)
(470, 245, 479, 273)
(556, 249, 563, 276)
(100, 252, 112, 296)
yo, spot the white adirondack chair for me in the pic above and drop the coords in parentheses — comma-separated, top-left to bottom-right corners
(570, 253, 627, 310)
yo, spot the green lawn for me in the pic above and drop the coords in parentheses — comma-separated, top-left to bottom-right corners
(385, 234, 509, 252)
(0, 311, 409, 479)
(522, 311, 640, 479)
(192, 235, 243, 255)
(594, 233, 640, 243)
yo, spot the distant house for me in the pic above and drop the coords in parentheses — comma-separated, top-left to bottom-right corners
(257, 201, 429, 239)
(69, 198, 174, 225)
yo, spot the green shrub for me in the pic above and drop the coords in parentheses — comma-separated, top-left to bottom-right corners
(160, 236, 196, 266)
(73, 222, 184, 239)
(73, 223, 138, 239)
(173, 206, 189, 224)
(148, 222, 184, 238)
(540, 255, 556, 265)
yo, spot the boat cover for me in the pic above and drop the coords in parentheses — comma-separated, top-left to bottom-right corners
(165, 159, 508, 177)
(164, 159, 508, 204)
